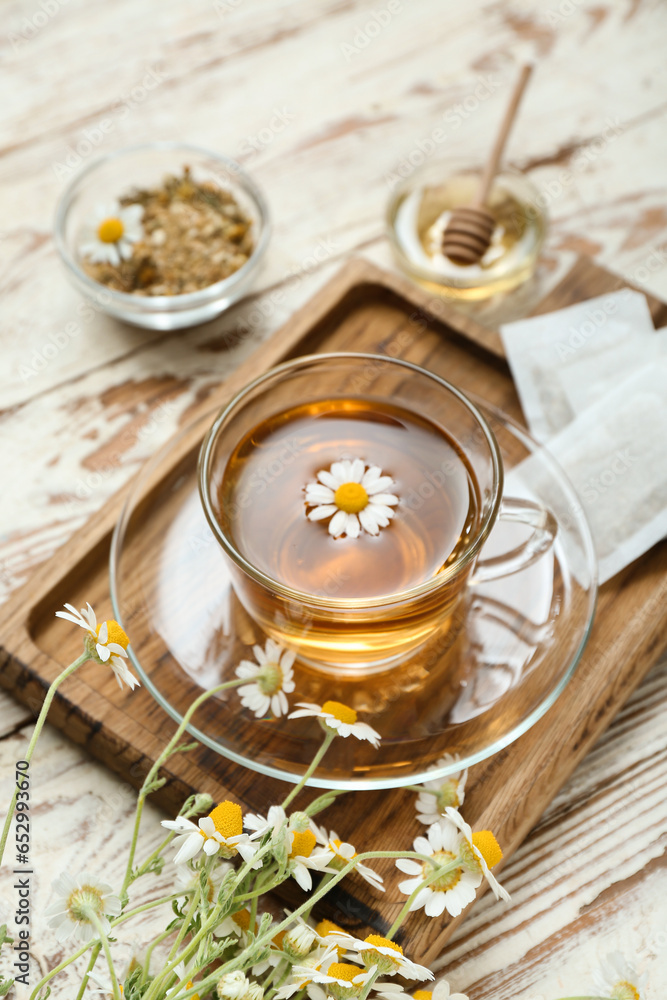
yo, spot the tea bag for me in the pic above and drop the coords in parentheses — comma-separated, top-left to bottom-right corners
(500, 290, 656, 442)
(562, 328, 667, 415)
(507, 357, 667, 584)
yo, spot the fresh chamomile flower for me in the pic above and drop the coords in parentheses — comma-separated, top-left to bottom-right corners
(316, 829, 384, 892)
(289, 701, 381, 747)
(444, 808, 510, 903)
(593, 952, 648, 1000)
(175, 860, 231, 902)
(285, 826, 335, 892)
(55, 602, 139, 690)
(282, 922, 319, 960)
(395, 821, 481, 918)
(305, 459, 398, 538)
(236, 639, 296, 718)
(44, 871, 122, 943)
(415, 756, 468, 825)
(327, 932, 432, 980)
(217, 971, 253, 1000)
(162, 801, 255, 865)
(276, 953, 376, 1000)
(166, 962, 200, 1000)
(80, 200, 144, 266)
(213, 906, 257, 941)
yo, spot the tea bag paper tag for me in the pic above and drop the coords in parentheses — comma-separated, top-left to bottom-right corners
(500, 290, 655, 442)
(507, 357, 667, 584)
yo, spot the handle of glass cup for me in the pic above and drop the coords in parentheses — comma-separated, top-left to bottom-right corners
(470, 497, 558, 585)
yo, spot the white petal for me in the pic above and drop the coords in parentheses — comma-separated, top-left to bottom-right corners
(398, 876, 423, 895)
(306, 484, 335, 503)
(308, 504, 337, 521)
(359, 508, 380, 535)
(413, 836, 432, 856)
(345, 513, 361, 538)
(349, 458, 365, 482)
(317, 470, 340, 490)
(292, 862, 312, 891)
(369, 494, 399, 506)
(199, 816, 215, 836)
(173, 835, 204, 864)
(97, 621, 108, 644)
(424, 892, 447, 917)
(96, 643, 111, 662)
(365, 476, 395, 495)
(396, 858, 422, 875)
(409, 887, 433, 912)
(330, 461, 350, 484)
(329, 509, 348, 537)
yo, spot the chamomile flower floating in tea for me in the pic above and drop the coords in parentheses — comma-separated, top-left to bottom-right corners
(415, 755, 468, 825)
(44, 871, 122, 943)
(305, 459, 398, 538)
(55, 601, 139, 690)
(235, 638, 296, 717)
(593, 953, 647, 1000)
(79, 200, 144, 265)
(289, 700, 382, 747)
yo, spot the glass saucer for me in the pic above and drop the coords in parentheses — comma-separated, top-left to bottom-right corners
(109, 398, 597, 789)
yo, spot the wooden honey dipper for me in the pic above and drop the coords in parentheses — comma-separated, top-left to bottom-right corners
(442, 63, 533, 265)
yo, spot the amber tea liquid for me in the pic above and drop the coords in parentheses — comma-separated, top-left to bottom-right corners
(218, 398, 481, 671)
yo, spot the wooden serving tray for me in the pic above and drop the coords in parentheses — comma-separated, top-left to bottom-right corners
(1, 257, 666, 965)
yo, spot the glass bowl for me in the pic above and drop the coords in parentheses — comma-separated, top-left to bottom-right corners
(54, 142, 270, 330)
(386, 158, 546, 300)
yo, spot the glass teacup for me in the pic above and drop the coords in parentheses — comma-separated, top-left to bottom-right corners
(199, 353, 556, 673)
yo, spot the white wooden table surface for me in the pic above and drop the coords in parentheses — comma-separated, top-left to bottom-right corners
(1, 0, 666, 996)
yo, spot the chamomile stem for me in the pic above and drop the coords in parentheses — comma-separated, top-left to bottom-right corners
(280, 729, 336, 811)
(29, 939, 97, 999)
(167, 883, 201, 963)
(0, 653, 89, 868)
(89, 911, 121, 1000)
(121, 676, 246, 895)
(74, 942, 102, 1000)
(385, 858, 462, 939)
(141, 927, 176, 986)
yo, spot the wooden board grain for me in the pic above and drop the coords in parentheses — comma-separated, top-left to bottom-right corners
(1, 256, 666, 965)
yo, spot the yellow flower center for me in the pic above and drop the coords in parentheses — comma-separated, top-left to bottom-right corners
(316, 919, 345, 938)
(66, 885, 104, 922)
(613, 985, 640, 1000)
(232, 908, 257, 933)
(208, 801, 243, 840)
(97, 217, 124, 243)
(322, 700, 357, 725)
(96, 620, 130, 650)
(186, 981, 200, 1000)
(290, 829, 316, 858)
(334, 482, 368, 514)
(424, 850, 461, 892)
(329, 963, 360, 983)
(363, 935, 402, 954)
(413, 993, 433, 1000)
(472, 830, 503, 869)
(332, 837, 355, 859)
